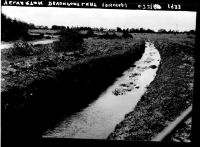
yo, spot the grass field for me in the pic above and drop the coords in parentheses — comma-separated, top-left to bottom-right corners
(1, 38, 143, 92)
(1, 33, 195, 143)
(1, 36, 145, 142)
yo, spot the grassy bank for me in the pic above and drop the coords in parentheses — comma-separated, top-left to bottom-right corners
(107, 34, 195, 141)
(1, 38, 145, 142)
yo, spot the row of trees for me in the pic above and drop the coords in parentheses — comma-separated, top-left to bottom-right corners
(26, 23, 197, 35)
(2, 12, 196, 42)
(1, 13, 54, 41)
(117, 27, 156, 33)
(64, 26, 196, 34)
(116, 27, 195, 34)
(1, 13, 50, 41)
(29, 23, 48, 29)
(1, 13, 30, 41)
(158, 29, 195, 34)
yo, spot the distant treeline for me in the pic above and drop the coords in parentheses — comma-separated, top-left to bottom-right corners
(1, 13, 47, 41)
(1, 13, 196, 42)
(116, 27, 195, 34)
(1, 13, 30, 41)
(52, 26, 196, 34)
(117, 27, 154, 33)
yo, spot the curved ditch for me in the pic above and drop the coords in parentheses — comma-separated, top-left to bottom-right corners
(2, 40, 145, 142)
(43, 42, 161, 139)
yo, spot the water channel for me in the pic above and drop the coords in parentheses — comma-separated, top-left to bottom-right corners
(43, 41, 161, 139)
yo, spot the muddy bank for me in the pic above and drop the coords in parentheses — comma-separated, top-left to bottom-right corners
(2, 39, 145, 143)
(107, 39, 194, 141)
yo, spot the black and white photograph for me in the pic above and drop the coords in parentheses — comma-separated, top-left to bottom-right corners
(1, 1, 197, 145)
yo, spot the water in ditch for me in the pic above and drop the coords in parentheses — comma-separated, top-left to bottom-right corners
(43, 41, 161, 139)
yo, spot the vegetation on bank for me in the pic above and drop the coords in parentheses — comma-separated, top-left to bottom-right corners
(1, 12, 195, 143)
(1, 28, 145, 142)
(2, 31, 195, 143)
(107, 34, 194, 141)
(54, 29, 85, 52)
(6, 40, 34, 56)
(1, 13, 53, 41)
(1, 13, 30, 41)
(166, 117, 192, 142)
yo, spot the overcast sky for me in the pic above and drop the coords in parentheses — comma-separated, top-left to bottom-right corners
(2, 6, 197, 31)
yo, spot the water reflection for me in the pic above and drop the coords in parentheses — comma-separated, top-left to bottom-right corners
(43, 42, 161, 139)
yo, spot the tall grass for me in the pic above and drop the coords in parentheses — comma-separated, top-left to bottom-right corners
(54, 29, 85, 52)
(7, 40, 34, 56)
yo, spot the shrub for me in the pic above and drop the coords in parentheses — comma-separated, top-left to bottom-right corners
(1, 13, 30, 41)
(39, 33, 44, 39)
(122, 30, 133, 39)
(45, 36, 52, 39)
(117, 27, 122, 32)
(112, 33, 121, 39)
(86, 29, 94, 38)
(8, 40, 34, 56)
(54, 29, 84, 52)
(100, 32, 121, 39)
(81, 29, 95, 38)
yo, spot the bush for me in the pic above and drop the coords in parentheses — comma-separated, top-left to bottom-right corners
(100, 32, 121, 39)
(8, 40, 34, 56)
(122, 31, 133, 39)
(86, 29, 94, 37)
(81, 29, 95, 38)
(45, 36, 52, 39)
(111, 33, 121, 39)
(39, 33, 44, 39)
(1, 13, 30, 41)
(54, 29, 84, 52)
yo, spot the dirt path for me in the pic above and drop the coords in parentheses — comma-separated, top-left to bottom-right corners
(1, 39, 57, 50)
